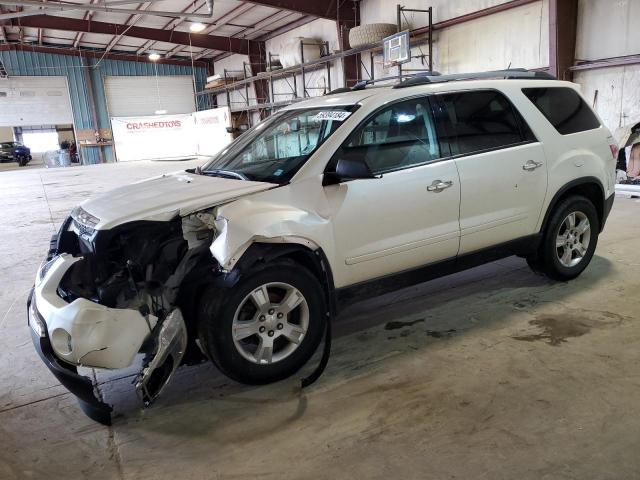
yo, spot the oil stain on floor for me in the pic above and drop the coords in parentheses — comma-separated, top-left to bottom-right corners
(512, 316, 592, 346)
(385, 318, 425, 330)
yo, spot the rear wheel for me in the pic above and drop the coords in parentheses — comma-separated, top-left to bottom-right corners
(527, 195, 599, 281)
(198, 262, 326, 385)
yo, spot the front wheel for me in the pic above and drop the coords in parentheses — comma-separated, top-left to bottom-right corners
(198, 262, 326, 385)
(527, 195, 599, 281)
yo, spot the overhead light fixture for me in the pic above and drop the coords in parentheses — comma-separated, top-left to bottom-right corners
(189, 22, 206, 33)
(148, 52, 161, 61)
(155, 109, 167, 115)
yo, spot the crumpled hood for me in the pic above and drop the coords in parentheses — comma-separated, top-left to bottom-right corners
(79, 171, 274, 230)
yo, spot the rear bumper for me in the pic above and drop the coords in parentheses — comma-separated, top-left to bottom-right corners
(28, 290, 112, 425)
(602, 192, 614, 230)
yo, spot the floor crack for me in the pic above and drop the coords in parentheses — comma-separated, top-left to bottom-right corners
(0, 391, 70, 414)
(38, 171, 57, 232)
(92, 369, 125, 479)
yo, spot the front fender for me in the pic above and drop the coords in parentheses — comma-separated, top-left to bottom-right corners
(210, 199, 329, 271)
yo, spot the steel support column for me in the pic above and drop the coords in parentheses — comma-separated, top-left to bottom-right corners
(338, 0, 360, 87)
(549, 0, 578, 80)
(82, 62, 104, 163)
(248, 41, 269, 119)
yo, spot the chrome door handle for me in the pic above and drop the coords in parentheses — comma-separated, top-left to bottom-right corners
(427, 180, 453, 192)
(522, 160, 543, 171)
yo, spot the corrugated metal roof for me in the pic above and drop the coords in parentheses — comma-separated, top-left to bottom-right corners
(1, 0, 311, 60)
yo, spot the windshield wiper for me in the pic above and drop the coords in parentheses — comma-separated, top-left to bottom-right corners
(199, 168, 249, 181)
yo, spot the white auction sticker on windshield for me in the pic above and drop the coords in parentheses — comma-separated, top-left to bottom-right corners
(313, 111, 352, 121)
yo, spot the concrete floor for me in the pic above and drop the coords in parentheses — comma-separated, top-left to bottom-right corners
(1, 161, 639, 480)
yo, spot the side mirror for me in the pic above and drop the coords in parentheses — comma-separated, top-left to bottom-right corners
(324, 157, 377, 185)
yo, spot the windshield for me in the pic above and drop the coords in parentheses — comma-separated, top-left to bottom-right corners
(0, 142, 20, 148)
(201, 106, 355, 184)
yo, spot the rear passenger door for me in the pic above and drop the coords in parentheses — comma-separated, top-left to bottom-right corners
(434, 90, 548, 254)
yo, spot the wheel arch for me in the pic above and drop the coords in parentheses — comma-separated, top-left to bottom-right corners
(222, 242, 337, 318)
(540, 176, 606, 234)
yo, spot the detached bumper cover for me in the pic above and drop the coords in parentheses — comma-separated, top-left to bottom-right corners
(28, 292, 112, 425)
(34, 253, 155, 369)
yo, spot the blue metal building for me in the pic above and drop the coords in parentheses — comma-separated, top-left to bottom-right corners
(0, 48, 208, 164)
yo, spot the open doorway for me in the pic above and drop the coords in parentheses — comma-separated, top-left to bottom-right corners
(9, 125, 78, 166)
(21, 128, 59, 153)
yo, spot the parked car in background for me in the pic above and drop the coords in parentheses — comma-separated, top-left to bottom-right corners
(0, 141, 32, 166)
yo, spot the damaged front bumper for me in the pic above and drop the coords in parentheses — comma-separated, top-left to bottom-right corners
(29, 253, 188, 425)
(28, 290, 113, 425)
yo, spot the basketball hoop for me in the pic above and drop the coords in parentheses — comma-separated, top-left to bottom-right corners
(383, 31, 410, 68)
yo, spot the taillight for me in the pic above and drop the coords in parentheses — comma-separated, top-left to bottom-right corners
(609, 144, 619, 160)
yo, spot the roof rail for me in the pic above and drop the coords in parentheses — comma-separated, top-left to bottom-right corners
(326, 87, 352, 95)
(339, 72, 439, 92)
(393, 69, 556, 88)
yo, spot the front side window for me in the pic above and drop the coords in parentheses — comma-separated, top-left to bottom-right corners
(437, 90, 533, 155)
(331, 97, 441, 174)
(202, 106, 354, 184)
(522, 87, 600, 135)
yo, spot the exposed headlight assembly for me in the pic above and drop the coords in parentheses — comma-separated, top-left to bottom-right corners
(38, 257, 58, 282)
(28, 297, 46, 338)
(71, 206, 100, 228)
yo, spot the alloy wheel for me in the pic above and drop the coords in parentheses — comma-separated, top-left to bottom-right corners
(231, 282, 309, 365)
(556, 211, 591, 268)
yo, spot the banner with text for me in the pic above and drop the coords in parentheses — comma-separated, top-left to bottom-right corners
(193, 107, 234, 156)
(111, 114, 196, 161)
(111, 108, 235, 162)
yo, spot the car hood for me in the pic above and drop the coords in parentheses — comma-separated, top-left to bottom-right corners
(80, 171, 275, 230)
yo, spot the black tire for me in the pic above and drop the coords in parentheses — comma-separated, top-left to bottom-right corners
(527, 195, 599, 281)
(197, 262, 326, 385)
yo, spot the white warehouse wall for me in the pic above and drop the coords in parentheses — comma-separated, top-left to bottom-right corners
(574, 66, 640, 133)
(213, 0, 549, 112)
(213, 54, 257, 111)
(573, 0, 640, 133)
(575, 0, 640, 60)
(264, 18, 343, 102)
(363, 0, 531, 23)
(0, 127, 14, 142)
(210, 0, 640, 135)
(213, 18, 342, 116)
(360, 0, 548, 78)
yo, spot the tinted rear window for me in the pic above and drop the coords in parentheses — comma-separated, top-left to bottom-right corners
(437, 90, 534, 155)
(522, 87, 600, 135)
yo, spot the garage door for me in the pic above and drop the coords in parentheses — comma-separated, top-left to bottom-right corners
(104, 75, 196, 117)
(0, 76, 73, 127)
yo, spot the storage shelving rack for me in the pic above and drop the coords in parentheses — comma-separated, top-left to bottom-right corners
(196, 5, 434, 123)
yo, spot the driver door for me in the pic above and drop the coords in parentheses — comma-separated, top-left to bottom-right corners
(322, 96, 461, 288)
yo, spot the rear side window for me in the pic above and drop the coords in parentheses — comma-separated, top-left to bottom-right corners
(522, 87, 600, 135)
(437, 90, 534, 156)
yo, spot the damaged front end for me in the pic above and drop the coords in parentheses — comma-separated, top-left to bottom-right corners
(29, 209, 219, 424)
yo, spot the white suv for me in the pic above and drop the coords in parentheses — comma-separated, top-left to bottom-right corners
(28, 70, 616, 424)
